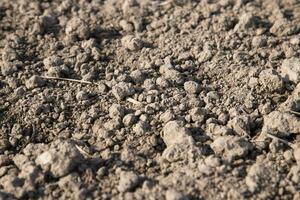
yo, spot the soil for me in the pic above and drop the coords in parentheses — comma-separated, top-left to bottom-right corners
(1, 0, 300, 199)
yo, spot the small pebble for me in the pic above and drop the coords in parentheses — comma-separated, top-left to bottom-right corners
(25, 75, 45, 89)
(184, 81, 201, 94)
(76, 90, 90, 101)
(118, 171, 140, 192)
(121, 35, 143, 51)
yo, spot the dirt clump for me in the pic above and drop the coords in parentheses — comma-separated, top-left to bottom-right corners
(1, 0, 300, 199)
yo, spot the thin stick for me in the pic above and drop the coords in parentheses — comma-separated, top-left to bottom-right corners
(289, 110, 300, 116)
(75, 144, 92, 158)
(40, 76, 99, 86)
(126, 98, 142, 105)
(152, 0, 171, 6)
(266, 133, 294, 148)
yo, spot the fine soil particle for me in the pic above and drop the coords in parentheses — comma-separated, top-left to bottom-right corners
(1, 0, 300, 199)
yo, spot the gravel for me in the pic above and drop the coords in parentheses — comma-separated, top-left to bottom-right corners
(1, 0, 300, 199)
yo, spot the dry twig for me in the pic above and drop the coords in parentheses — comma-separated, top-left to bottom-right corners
(40, 76, 99, 86)
(75, 144, 92, 158)
(126, 97, 142, 105)
(265, 133, 294, 149)
(289, 110, 300, 116)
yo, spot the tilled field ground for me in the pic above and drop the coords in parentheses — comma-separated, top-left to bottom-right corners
(1, 0, 300, 199)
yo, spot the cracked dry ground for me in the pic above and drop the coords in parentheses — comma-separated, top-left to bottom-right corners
(1, 0, 300, 199)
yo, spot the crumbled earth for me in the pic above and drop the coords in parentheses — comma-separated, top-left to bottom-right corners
(1, 0, 300, 199)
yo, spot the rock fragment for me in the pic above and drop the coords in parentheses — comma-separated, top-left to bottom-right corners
(184, 81, 201, 94)
(103, 118, 122, 131)
(204, 155, 221, 168)
(58, 174, 85, 199)
(159, 57, 183, 84)
(19, 162, 44, 187)
(227, 115, 251, 136)
(162, 143, 190, 163)
(161, 121, 199, 162)
(46, 65, 69, 78)
(270, 19, 299, 37)
(204, 91, 220, 104)
(156, 77, 169, 88)
(119, 19, 134, 32)
(121, 35, 143, 51)
(65, 17, 90, 40)
(112, 82, 135, 100)
(122, 0, 139, 16)
(198, 155, 221, 175)
(0, 134, 10, 154)
(109, 104, 125, 118)
(211, 136, 254, 160)
(123, 114, 137, 126)
(207, 123, 232, 136)
(25, 75, 45, 89)
(76, 90, 90, 101)
(133, 121, 149, 135)
(258, 69, 284, 92)
(118, 171, 140, 192)
(279, 83, 300, 112)
(130, 69, 145, 84)
(197, 43, 213, 63)
(35, 140, 84, 178)
(0, 61, 18, 75)
(43, 56, 64, 69)
(262, 111, 300, 137)
(165, 189, 187, 200)
(245, 163, 271, 192)
(234, 13, 259, 31)
(162, 121, 194, 147)
(160, 110, 175, 123)
(288, 165, 300, 183)
(281, 58, 300, 83)
(259, 102, 272, 115)
(0, 161, 43, 198)
(0, 174, 25, 198)
(178, 52, 193, 61)
(293, 147, 300, 165)
(0, 155, 10, 167)
(251, 36, 267, 48)
(41, 15, 58, 33)
(190, 107, 207, 121)
(13, 154, 28, 169)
